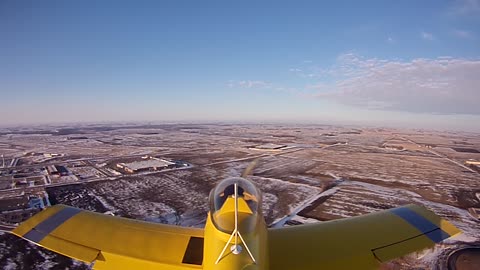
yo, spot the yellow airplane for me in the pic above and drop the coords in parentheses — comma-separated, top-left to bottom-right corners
(11, 176, 460, 270)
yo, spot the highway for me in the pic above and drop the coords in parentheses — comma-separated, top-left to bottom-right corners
(402, 137, 477, 174)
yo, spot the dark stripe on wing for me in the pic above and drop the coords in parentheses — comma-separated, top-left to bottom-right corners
(391, 207, 450, 243)
(24, 207, 81, 243)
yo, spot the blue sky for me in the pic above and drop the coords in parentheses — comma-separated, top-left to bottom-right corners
(1, 0, 479, 131)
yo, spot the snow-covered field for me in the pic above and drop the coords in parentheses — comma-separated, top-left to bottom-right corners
(1, 123, 479, 269)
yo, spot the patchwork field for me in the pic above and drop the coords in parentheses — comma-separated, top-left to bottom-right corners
(0, 123, 479, 269)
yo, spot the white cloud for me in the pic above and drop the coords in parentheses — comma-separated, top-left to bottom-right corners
(288, 66, 321, 78)
(228, 80, 271, 89)
(449, 0, 480, 15)
(227, 80, 301, 95)
(314, 54, 480, 115)
(387, 37, 395, 43)
(453, 29, 474, 39)
(421, 31, 434, 41)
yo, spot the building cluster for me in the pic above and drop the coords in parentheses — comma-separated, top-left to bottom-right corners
(465, 160, 480, 173)
(465, 160, 480, 166)
(0, 193, 50, 224)
(250, 143, 288, 151)
(0, 167, 47, 190)
(0, 162, 77, 193)
(46, 165, 70, 176)
(422, 144, 436, 149)
(116, 156, 177, 174)
(23, 152, 64, 163)
(382, 144, 405, 151)
(11, 176, 45, 188)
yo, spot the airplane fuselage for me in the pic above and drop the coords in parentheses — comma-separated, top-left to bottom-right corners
(203, 212, 268, 270)
(203, 178, 268, 270)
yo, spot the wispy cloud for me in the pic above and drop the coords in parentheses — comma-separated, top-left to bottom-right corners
(387, 37, 395, 44)
(421, 31, 434, 41)
(448, 0, 480, 15)
(289, 68, 303, 72)
(313, 53, 480, 114)
(227, 80, 300, 94)
(452, 29, 474, 39)
(228, 80, 271, 89)
(229, 53, 480, 115)
(288, 67, 318, 78)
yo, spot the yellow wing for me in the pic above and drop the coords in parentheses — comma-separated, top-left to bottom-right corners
(268, 204, 461, 270)
(11, 204, 204, 270)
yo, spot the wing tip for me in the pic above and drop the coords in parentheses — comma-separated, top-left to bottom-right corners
(406, 204, 462, 240)
(440, 219, 462, 239)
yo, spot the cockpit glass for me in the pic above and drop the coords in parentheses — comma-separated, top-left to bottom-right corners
(209, 177, 261, 232)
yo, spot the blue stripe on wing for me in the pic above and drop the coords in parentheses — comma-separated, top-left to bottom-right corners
(24, 207, 81, 243)
(391, 207, 450, 243)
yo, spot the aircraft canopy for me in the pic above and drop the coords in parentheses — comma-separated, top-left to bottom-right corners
(209, 177, 261, 232)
